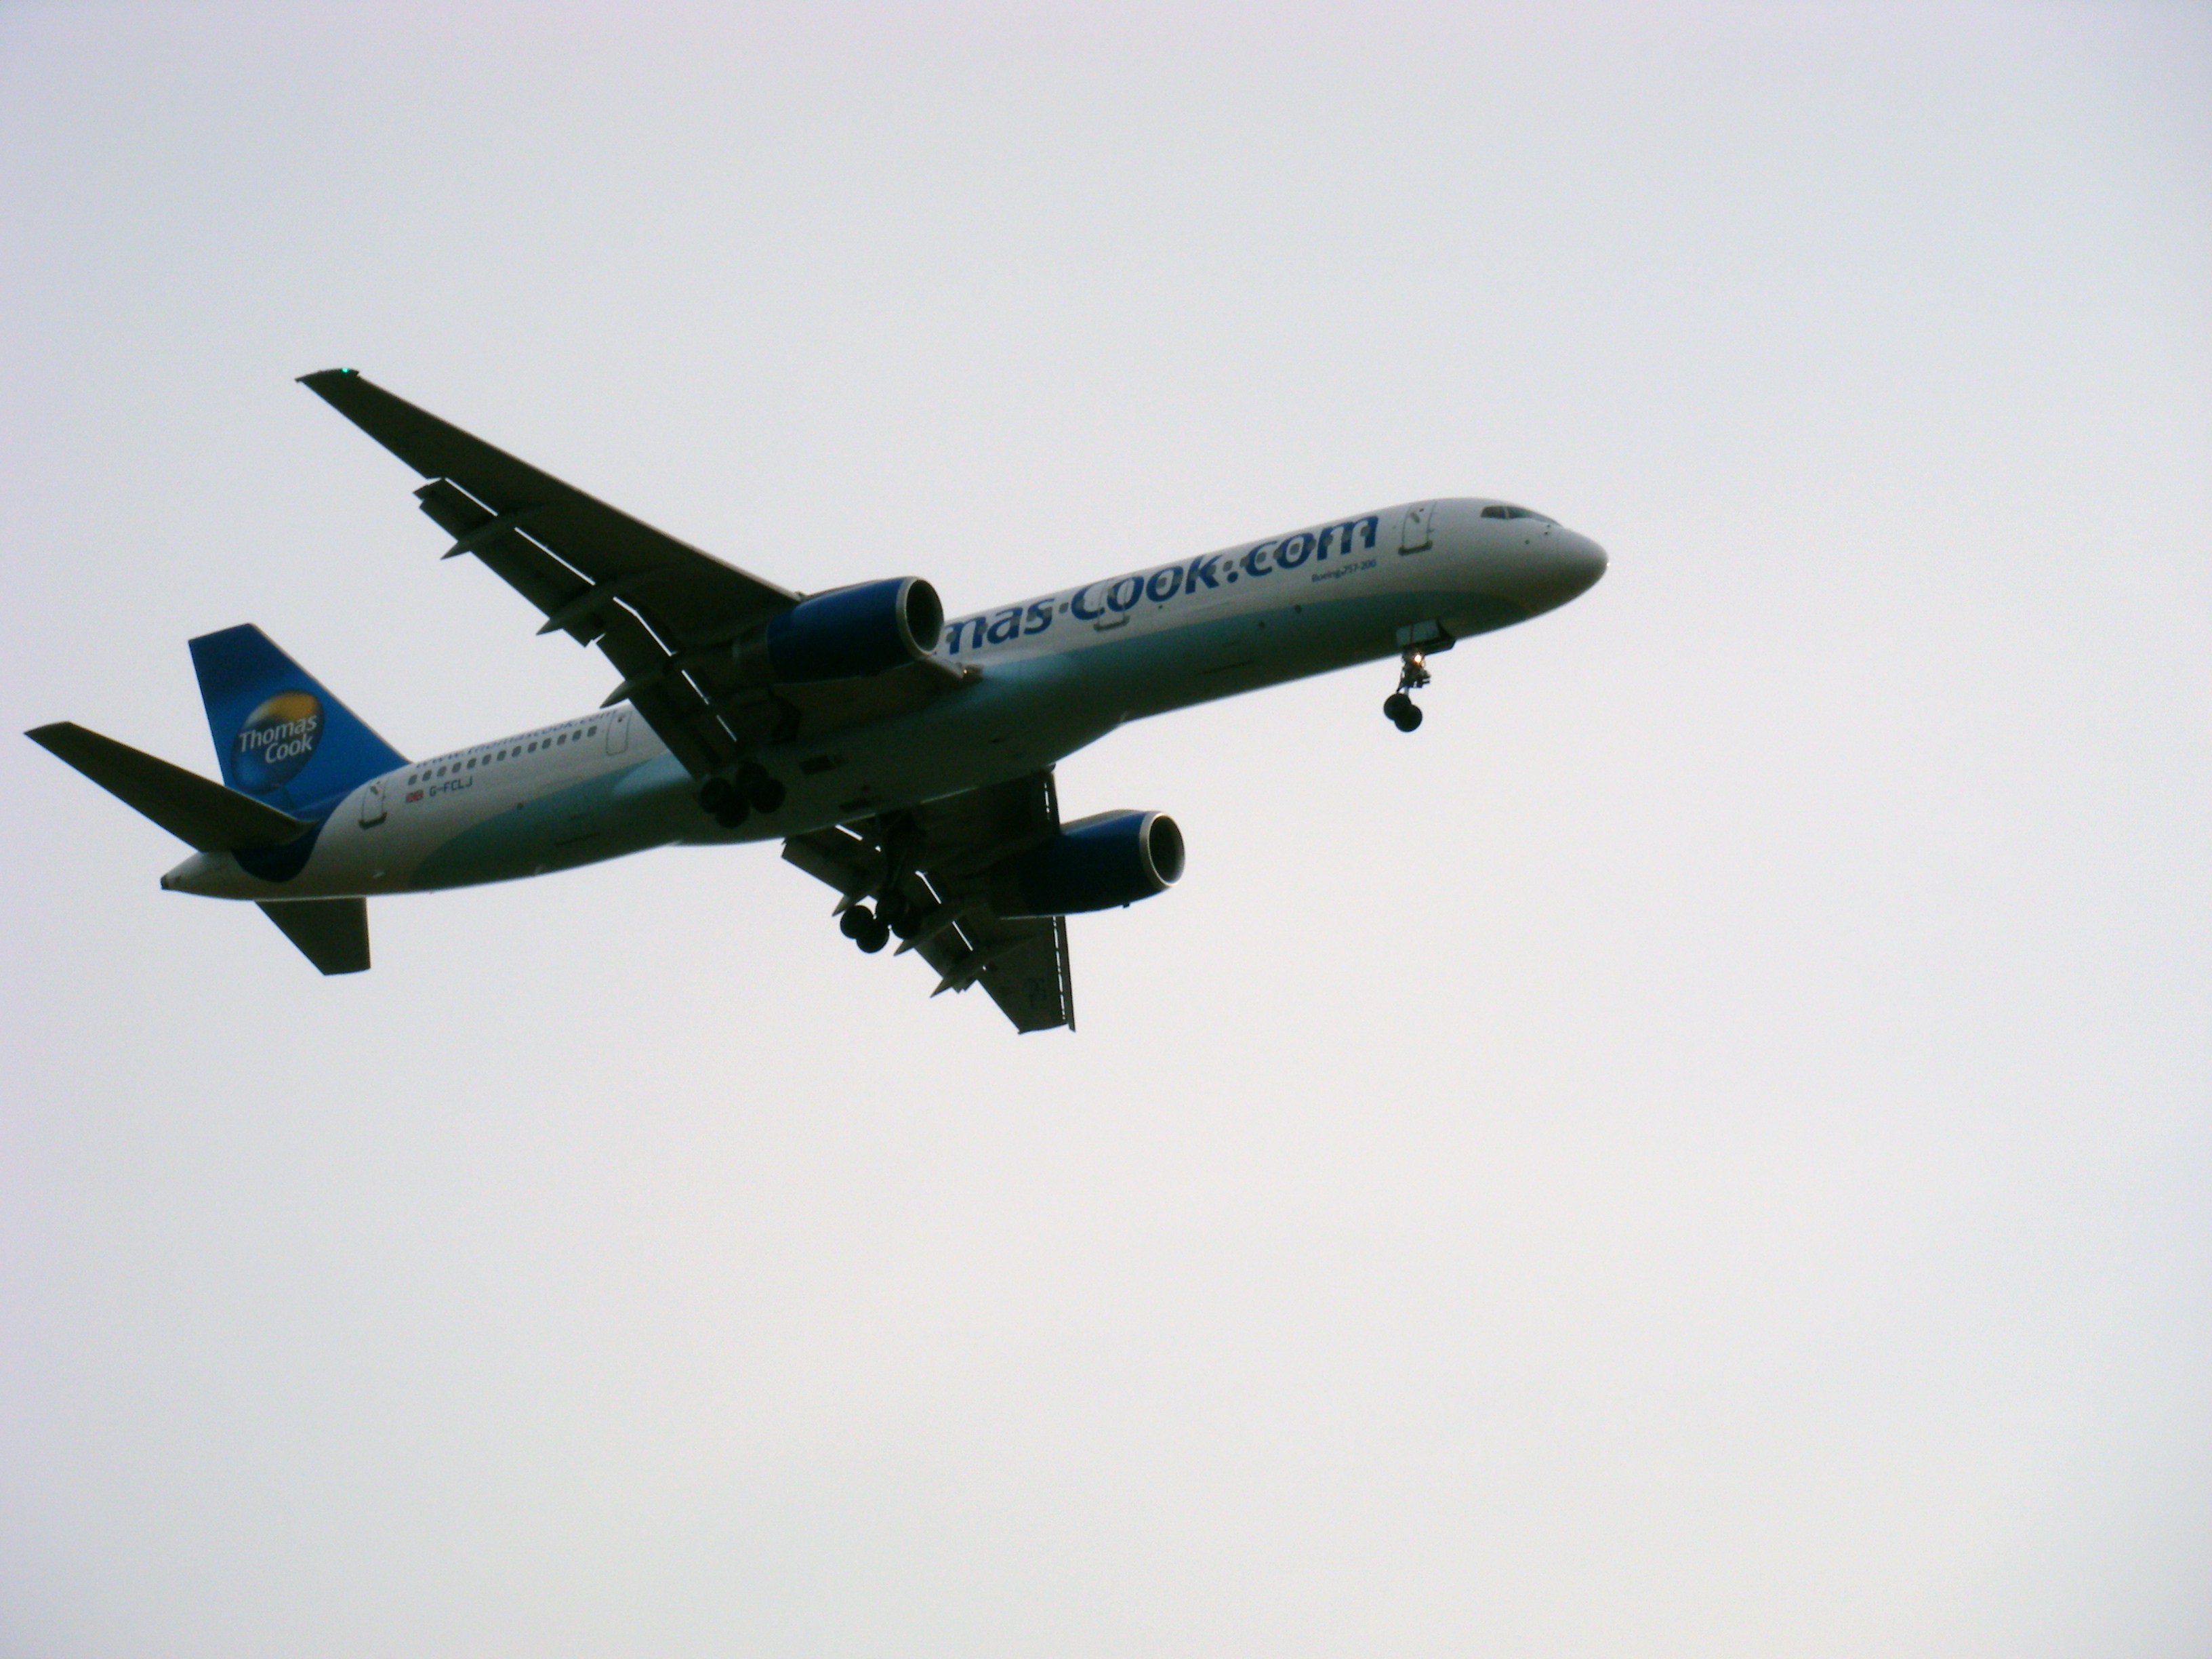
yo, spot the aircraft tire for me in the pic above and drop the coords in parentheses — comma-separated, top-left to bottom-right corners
(839, 904, 874, 939)
(749, 775, 787, 813)
(857, 921, 891, 954)
(715, 798, 751, 829)
(699, 776, 735, 813)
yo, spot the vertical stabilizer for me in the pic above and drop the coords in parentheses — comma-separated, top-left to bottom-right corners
(187, 626, 406, 819)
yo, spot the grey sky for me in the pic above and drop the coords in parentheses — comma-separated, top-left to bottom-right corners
(3, 3, 2207, 1654)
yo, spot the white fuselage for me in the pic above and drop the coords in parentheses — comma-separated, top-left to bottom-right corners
(163, 498, 1605, 902)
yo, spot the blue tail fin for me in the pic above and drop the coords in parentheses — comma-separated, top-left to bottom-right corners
(187, 625, 407, 819)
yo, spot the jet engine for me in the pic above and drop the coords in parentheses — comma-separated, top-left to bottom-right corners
(745, 577, 945, 683)
(990, 811, 1185, 918)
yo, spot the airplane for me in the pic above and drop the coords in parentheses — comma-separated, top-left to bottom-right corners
(28, 369, 1605, 1031)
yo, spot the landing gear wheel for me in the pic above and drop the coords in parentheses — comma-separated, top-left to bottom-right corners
(840, 905, 893, 953)
(735, 761, 785, 815)
(878, 893, 920, 940)
(700, 773, 754, 827)
(1385, 644, 1433, 732)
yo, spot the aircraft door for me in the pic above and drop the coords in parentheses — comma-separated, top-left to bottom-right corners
(359, 777, 387, 827)
(1399, 501, 1435, 553)
(605, 707, 631, 754)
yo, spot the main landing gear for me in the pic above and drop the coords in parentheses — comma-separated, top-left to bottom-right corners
(1384, 647, 1431, 733)
(698, 761, 787, 830)
(838, 890, 922, 956)
(838, 903, 891, 954)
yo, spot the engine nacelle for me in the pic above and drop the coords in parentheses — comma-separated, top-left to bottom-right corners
(754, 577, 944, 683)
(990, 811, 1185, 918)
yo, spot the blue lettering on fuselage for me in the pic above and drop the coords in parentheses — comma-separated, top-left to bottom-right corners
(941, 514, 1382, 657)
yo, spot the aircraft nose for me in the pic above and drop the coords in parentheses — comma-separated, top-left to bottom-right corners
(1561, 530, 1607, 594)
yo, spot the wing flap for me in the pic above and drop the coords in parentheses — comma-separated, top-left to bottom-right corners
(411, 476, 731, 773)
(781, 770, 1075, 1033)
(930, 912, 1074, 1033)
(983, 922, 1074, 1033)
(413, 478, 583, 619)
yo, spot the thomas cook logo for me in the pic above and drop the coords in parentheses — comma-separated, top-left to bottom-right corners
(233, 690, 323, 791)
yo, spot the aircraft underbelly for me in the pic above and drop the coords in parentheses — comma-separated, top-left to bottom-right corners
(178, 567, 1536, 903)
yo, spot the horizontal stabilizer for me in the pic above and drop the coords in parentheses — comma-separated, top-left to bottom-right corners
(258, 898, 369, 975)
(26, 722, 312, 853)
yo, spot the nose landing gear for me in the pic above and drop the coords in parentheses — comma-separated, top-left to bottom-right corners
(1384, 648, 1431, 732)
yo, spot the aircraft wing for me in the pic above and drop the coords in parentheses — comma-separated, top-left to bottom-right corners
(783, 769, 1076, 1033)
(301, 369, 813, 778)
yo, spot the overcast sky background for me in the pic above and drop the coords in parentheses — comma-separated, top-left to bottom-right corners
(2, 3, 2207, 1655)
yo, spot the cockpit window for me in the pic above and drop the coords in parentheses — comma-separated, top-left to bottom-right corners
(1481, 504, 1554, 523)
